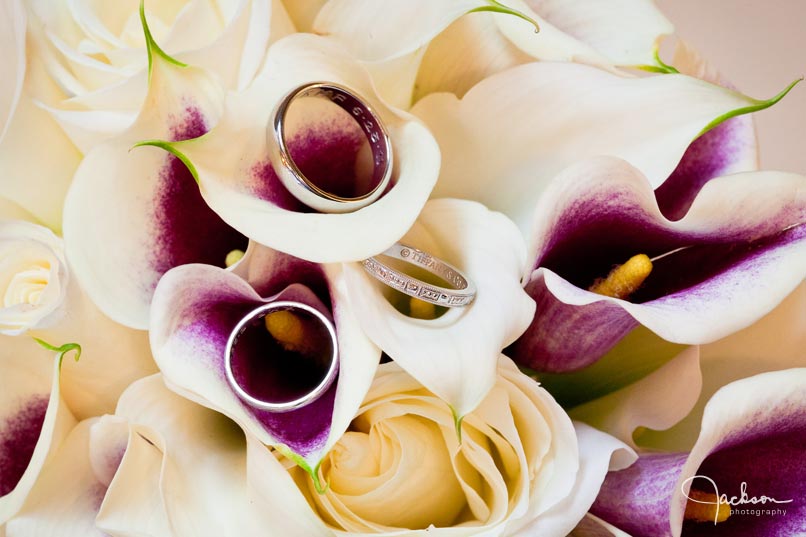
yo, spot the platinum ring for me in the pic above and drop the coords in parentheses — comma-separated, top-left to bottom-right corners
(268, 82, 394, 213)
(362, 244, 477, 308)
(224, 301, 339, 412)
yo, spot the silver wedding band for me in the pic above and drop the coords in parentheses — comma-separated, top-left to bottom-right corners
(224, 301, 339, 412)
(268, 82, 393, 213)
(362, 244, 477, 307)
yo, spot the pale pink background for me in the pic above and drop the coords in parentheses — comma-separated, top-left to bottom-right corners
(657, 0, 806, 173)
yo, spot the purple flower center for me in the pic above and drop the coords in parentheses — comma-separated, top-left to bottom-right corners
(230, 308, 335, 404)
(0, 395, 49, 496)
(151, 105, 248, 277)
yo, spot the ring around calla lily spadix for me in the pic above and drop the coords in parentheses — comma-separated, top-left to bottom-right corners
(224, 301, 339, 412)
(268, 82, 394, 213)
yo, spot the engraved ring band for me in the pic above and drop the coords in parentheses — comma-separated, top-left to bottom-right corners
(361, 244, 477, 308)
(268, 82, 394, 213)
(224, 301, 339, 413)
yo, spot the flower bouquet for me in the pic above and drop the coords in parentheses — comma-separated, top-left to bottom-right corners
(0, 0, 803, 535)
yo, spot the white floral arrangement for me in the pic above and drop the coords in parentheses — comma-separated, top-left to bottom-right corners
(0, 1, 804, 536)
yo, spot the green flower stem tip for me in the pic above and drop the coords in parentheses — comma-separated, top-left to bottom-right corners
(469, 0, 540, 33)
(33, 338, 82, 367)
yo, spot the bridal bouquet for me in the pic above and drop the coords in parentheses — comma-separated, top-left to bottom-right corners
(1, 0, 804, 535)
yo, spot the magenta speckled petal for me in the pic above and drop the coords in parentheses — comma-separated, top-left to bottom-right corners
(591, 369, 806, 537)
(510, 156, 806, 372)
(150, 246, 379, 464)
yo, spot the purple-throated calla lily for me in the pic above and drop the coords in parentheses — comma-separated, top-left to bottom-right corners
(144, 33, 441, 263)
(412, 60, 798, 232)
(149, 244, 380, 481)
(0, 339, 76, 525)
(62, 6, 247, 329)
(508, 156, 806, 372)
(314, 0, 673, 106)
(343, 198, 535, 417)
(588, 368, 806, 537)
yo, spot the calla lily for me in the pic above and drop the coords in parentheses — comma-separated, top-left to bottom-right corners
(589, 368, 806, 537)
(508, 156, 806, 372)
(149, 244, 380, 474)
(62, 9, 245, 329)
(342, 198, 535, 417)
(0, 0, 24, 142)
(0, 339, 76, 525)
(147, 33, 441, 263)
(655, 40, 759, 220)
(314, 0, 673, 106)
(412, 60, 797, 232)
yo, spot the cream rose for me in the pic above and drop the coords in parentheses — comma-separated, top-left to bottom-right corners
(0, 219, 67, 335)
(280, 356, 631, 536)
(24, 0, 292, 152)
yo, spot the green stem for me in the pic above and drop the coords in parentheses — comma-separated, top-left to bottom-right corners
(33, 338, 82, 367)
(469, 1, 540, 33)
(140, 0, 186, 80)
(132, 140, 200, 184)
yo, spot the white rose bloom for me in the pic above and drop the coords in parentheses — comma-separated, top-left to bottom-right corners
(272, 356, 635, 536)
(0, 219, 67, 335)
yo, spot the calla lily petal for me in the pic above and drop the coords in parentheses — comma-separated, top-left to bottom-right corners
(5, 416, 172, 537)
(0, 339, 76, 524)
(0, 0, 25, 142)
(343, 199, 535, 416)
(0, 94, 81, 232)
(510, 156, 806, 372)
(512, 422, 636, 536)
(655, 40, 759, 220)
(315, 0, 672, 104)
(150, 249, 379, 466)
(569, 346, 703, 448)
(638, 281, 806, 452)
(412, 61, 795, 231)
(62, 36, 246, 329)
(115, 375, 284, 536)
(591, 368, 806, 537)
(156, 34, 441, 263)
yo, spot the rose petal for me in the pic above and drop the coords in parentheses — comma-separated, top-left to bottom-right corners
(412, 61, 795, 231)
(0, 0, 25, 142)
(343, 199, 535, 416)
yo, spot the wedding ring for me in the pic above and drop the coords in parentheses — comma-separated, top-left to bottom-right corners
(224, 301, 339, 412)
(362, 244, 477, 307)
(268, 82, 393, 213)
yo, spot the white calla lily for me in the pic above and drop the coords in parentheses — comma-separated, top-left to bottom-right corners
(343, 199, 535, 417)
(314, 0, 673, 106)
(412, 61, 798, 231)
(0, 339, 76, 525)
